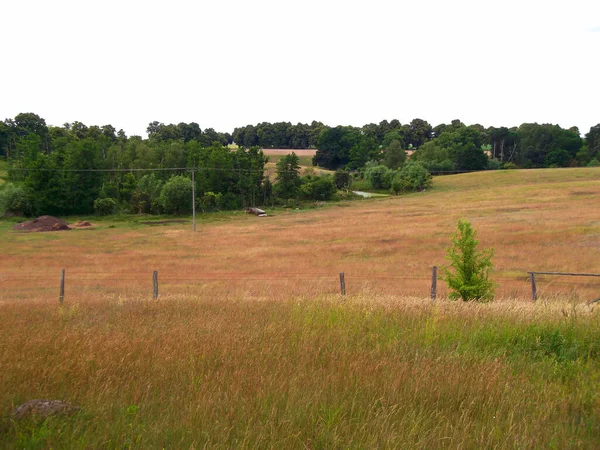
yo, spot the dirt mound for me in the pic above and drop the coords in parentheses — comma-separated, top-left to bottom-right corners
(13, 216, 71, 232)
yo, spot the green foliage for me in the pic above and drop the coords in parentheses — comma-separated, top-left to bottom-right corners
(390, 162, 432, 195)
(588, 158, 600, 167)
(333, 170, 351, 191)
(503, 162, 517, 170)
(159, 175, 192, 215)
(300, 175, 337, 200)
(0, 182, 32, 216)
(94, 197, 117, 215)
(518, 123, 582, 168)
(199, 191, 223, 212)
(365, 164, 393, 190)
(133, 174, 164, 214)
(382, 140, 406, 170)
(486, 158, 503, 170)
(274, 153, 301, 199)
(443, 219, 495, 302)
(545, 149, 571, 167)
(314, 126, 361, 169)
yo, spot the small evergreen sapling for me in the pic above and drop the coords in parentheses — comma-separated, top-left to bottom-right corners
(443, 219, 496, 302)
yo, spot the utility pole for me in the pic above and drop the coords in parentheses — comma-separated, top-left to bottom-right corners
(191, 169, 196, 232)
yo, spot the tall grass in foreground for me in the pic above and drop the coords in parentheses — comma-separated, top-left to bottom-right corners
(1, 295, 599, 449)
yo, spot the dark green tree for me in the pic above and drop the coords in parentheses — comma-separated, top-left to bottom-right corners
(274, 152, 301, 199)
(383, 140, 406, 170)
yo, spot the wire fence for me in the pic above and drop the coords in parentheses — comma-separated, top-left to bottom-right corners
(1, 269, 598, 304)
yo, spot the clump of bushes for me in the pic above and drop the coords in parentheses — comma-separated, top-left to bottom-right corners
(364, 161, 432, 194)
(300, 175, 337, 201)
(0, 183, 32, 216)
(159, 176, 192, 215)
(93, 197, 117, 215)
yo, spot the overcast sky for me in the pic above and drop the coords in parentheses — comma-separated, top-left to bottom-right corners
(2, 0, 599, 137)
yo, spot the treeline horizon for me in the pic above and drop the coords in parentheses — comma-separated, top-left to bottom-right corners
(0, 112, 599, 218)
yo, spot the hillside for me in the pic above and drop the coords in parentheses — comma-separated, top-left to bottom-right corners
(1, 167, 600, 448)
(1, 167, 599, 301)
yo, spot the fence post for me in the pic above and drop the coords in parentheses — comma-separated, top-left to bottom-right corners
(59, 269, 65, 304)
(339, 272, 346, 296)
(530, 272, 537, 302)
(153, 270, 159, 299)
(430, 266, 437, 301)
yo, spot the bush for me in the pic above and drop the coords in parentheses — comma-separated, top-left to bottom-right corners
(159, 175, 192, 215)
(390, 162, 432, 195)
(503, 162, 517, 170)
(0, 183, 32, 216)
(300, 176, 337, 201)
(486, 158, 503, 170)
(365, 165, 393, 190)
(333, 170, 351, 190)
(442, 219, 495, 302)
(134, 174, 164, 214)
(199, 191, 223, 212)
(93, 197, 117, 216)
(588, 158, 600, 167)
(545, 149, 571, 168)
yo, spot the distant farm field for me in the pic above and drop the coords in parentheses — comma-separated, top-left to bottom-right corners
(1, 168, 600, 448)
(1, 167, 599, 301)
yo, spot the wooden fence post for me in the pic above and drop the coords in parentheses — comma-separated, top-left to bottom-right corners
(339, 272, 346, 296)
(59, 269, 65, 304)
(529, 272, 537, 302)
(430, 266, 437, 301)
(153, 270, 159, 299)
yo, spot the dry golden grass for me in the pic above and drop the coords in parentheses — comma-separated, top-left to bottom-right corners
(1, 168, 600, 448)
(1, 167, 598, 302)
(1, 294, 599, 448)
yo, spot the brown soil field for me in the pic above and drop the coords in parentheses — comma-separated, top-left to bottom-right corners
(1, 168, 599, 302)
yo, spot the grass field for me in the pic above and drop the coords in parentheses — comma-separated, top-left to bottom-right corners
(1, 168, 600, 448)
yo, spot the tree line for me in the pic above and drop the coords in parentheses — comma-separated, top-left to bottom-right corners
(311, 119, 599, 171)
(1, 112, 599, 218)
(0, 113, 351, 217)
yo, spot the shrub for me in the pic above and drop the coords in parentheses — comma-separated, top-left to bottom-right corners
(486, 158, 503, 170)
(134, 174, 164, 214)
(588, 158, 600, 167)
(333, 170, 351, 191)
(93, 197, 117, 216)
(159, 175, 192, 215)
(199, 191, 222, 212)
(300, 176, 337, 201)
(390, 162, 432, 195)
(0, 183, 32, 216)
(442, 219, 495, 302)
(365, 165, 393, 190)
(503, 162, 517, 170)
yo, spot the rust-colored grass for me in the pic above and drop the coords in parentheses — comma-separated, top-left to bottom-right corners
(1, 167, 598, 301)
(1, 168, 600, 448)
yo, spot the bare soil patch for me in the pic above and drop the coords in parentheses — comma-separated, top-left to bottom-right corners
(72, 220, 94, 228)
(13, 216, 71, 232)
(139, 220, 188, 226)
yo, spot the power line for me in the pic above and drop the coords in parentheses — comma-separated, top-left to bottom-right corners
(4, 166, 298, 174)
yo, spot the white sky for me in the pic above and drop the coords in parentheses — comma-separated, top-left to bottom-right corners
(1, 0, 599, 137)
